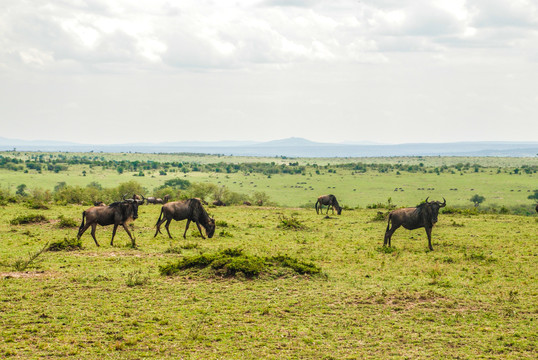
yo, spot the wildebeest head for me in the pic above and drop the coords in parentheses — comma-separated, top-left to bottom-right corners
(418, 197, 446, 224)
(205, 217, 216, 238)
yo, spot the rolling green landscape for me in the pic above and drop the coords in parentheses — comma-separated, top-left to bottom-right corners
(0, 151, 537, 359)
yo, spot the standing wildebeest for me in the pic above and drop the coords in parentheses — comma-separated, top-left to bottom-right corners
(154, 198, 216, 239)
(384, 197, 446, 251)
(315, 194, 342, 215)
(77, 195, 144, 247)
(93, 201, 106, 206)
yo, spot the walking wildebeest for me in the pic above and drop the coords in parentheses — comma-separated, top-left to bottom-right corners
(146, 194, 170, 204)
(315, 194, 342, 215)
(154, 198, 216, 239)
(384, 197, 446, 251)
(77, 195, 145, 247)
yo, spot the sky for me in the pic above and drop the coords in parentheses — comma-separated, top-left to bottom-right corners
(0, 0, 537, 145)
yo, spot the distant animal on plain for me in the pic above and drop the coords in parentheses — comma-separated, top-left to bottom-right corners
(315, 194, 342, 215)
(384, 197, 446, 251)
(77, 194, 145, 247)
(93, 201, 106, 206)
(213, 199, 226, 206)
(243, 201, 252, 206)
(154, 198, 216, 239)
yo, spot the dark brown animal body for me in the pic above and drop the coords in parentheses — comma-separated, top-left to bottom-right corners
(213, 200, 226, 206)
(93, 201, 106, 206)
(154, 198, 215, 239)
(315, 194, 342, 215)
(384, 197, 446, 251)
(243, 201, 252, 206)
(77, 196, 144, 247)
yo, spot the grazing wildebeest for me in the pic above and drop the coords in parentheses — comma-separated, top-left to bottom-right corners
(77, 195, 144, 247)
(243, 201, 252, 206)
(154, 198, 216, 239)
(213, 199, 226, 206)
(384, 197, 446, 251)
(93, 201, 106, 206)
(315, 194, 342, 215)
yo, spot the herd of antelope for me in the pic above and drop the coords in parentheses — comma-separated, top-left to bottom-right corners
(77, 191, 537, 251)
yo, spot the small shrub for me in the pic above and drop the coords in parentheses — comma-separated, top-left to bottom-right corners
(219, 230, 233, 238)
(125, 270, 150, 287)
(278, 215, 306, 230)
(181, 242, 200, 250)
(25, 201, 49, 210)
(371, 211, 387, 222)
(10, 214, 48, 225)
(48, 237, 83, 251)
(159, 248, 321, 279)
(216, 220, 229, 227)
(57, 215, 78, 228)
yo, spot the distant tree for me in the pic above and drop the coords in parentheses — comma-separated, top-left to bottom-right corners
(470, 194, 485, 207)
(16, 184, 27, 197)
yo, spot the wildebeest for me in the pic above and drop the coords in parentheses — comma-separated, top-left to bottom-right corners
(93, 201, 106, 206)
(77, 195, 145, 247)
(243, 201, 252, 206)
(145, 194, 170, 205)
(154, 198, 216, 239)
(384, 197, 446, 251)
(315, 194, 342, 215)
(213, 199, 226, 206)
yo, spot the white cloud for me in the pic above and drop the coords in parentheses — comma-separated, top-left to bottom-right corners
(0, 0, 536, 143)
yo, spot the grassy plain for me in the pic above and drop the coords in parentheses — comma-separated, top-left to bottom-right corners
(0, 152, 537, 358)
(0, 204, 537, 358)
(1, 151, 537, 209)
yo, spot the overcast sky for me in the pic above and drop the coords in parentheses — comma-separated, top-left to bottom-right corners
(1, 0, 537, 145)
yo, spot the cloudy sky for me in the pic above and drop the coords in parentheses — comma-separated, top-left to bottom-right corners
(1, 0, 537, 144)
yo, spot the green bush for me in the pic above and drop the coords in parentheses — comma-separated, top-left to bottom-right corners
(278, 215, 306, 230)
(10, 214, 48, 225)
(57, 215, 79, 228)
(48, 237, 83, 251)
(159, 248, 321, 279)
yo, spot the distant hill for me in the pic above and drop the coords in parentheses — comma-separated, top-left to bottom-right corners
(0, 136, 537, 157)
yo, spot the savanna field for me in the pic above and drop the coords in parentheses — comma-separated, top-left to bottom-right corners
(0, 152, 537, 359)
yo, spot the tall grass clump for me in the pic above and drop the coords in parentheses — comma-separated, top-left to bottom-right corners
(47, 237, 83, 251)
(10, 214, 48, 225)
(159, 248, 321, 279)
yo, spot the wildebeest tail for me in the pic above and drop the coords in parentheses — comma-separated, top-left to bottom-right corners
(315, 200, 319, 214)
(155, 206, 164, 227)
(78, 211, 86, 234)
(386, 213, 392, 232)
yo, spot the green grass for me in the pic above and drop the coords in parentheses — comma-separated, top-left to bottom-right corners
(0, 202, 536, 358)
(0, 153, 536, 358)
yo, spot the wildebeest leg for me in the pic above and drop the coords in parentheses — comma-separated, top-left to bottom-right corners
(122, 224, 136, 247)
(110, 223, 119, 246)
(384, 224, 399, 247)
(425, 227, 434, 251)
(154, 218, 166, 237)
(195, 221, 206, 239)
(90, 223, 100, 247)
(164, 219, 173, 239)
(77, 222, 91, 240)
(183, 219, 191, 239)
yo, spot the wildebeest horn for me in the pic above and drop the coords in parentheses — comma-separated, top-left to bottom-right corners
(425, 197, 429, 203)
(441, 197, 446, 207)
(122, 193, 128, 200)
